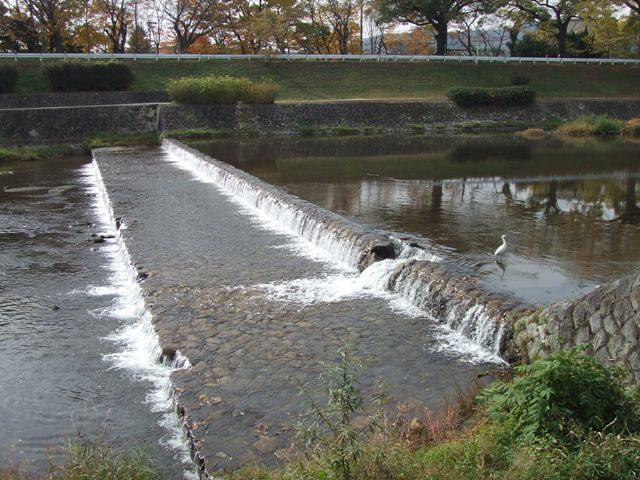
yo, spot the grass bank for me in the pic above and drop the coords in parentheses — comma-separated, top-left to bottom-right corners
(2, 60, 640, 100)
(0, 144, 75, 163)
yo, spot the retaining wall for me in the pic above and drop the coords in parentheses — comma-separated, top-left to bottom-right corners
(511, 270, 640, 384)
(2, 98, 640, 141)
(157, 99, 640, 133)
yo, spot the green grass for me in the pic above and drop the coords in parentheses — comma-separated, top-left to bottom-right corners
(84, 131, 160, 149)
(0, 439, 162, 480)
(0, 144, 75, 163)
(2, 60, 640, 100)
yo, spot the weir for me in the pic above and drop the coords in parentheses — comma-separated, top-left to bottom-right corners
(164, 139, 533, 357)
(93, 144, 516, 476)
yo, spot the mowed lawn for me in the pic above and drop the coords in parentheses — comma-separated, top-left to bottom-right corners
(3, 59, 640, 100)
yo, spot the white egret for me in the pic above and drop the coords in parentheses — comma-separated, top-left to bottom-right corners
(494, 235, 507, 259)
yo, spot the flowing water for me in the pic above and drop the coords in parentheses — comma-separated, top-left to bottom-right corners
(0, 157, 191, 475)
(191, 134, 640, 306)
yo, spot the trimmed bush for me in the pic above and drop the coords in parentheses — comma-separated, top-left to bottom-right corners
(448, 86, 536, 108)
(0, 65, 18, 94)
(167, 76, 278, 105)
(43, 62, 133, 92)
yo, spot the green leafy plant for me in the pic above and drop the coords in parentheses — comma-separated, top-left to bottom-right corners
(479, 349, 639, 444)
(43, 62, 133, 92)
(0, 65, 18, 94)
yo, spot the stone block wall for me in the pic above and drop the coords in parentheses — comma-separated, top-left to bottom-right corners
(157, 99, 640, 134)
(512, 270, 640, 384)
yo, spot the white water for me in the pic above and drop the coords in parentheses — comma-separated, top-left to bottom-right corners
(81, 159, 196, 478)
(163, 141, 506, 365)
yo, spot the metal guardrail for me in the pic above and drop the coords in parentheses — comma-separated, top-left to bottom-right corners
(0, 52, 639, 65)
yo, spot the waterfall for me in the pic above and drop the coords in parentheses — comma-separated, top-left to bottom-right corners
(86, 158, 198, 478)
(163, 139, 530, 360)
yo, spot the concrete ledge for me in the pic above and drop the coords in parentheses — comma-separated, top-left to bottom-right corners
(0, 90, 169, 109)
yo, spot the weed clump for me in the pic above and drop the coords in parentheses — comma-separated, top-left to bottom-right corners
(557, 115, 624, 136)
(622, 118, 640, 136)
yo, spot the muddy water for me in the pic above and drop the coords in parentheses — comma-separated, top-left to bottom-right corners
(94, 146, 501, 471)
(191, 135, 640, 306)
(0, 157, 188, 475)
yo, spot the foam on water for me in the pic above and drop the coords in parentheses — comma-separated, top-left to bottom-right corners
(80, 160, 196, 479)
(163, 141, 505, 365)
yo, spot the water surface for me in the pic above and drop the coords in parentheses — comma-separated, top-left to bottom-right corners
(192, 135, 640, 305)
(0, 157, 185, 475)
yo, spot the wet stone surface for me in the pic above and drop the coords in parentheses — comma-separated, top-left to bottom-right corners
(94, 147, 498, 473)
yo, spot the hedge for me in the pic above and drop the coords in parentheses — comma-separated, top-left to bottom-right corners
(448, 86, 536, 108)
(0, 65, 18, 94)
(43, 62, 134, 92)
(167, 76, 278, 104)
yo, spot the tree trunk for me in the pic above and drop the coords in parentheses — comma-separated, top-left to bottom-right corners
(434, 22, 447, 55)
(557, 21, 568, 57)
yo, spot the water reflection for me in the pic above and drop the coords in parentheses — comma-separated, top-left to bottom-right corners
(191, 135, 640, 305)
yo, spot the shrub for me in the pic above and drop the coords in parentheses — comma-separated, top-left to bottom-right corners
(622, 118, 640, 136)
(510, 73, 531, 86)
(557, 116, 624, 136)
(43, 62, 133, 92)
(167, 76, 278, 104)
(0, 65, 18, 94)
(479, 349, 639, 444)
(447, 86, 536, 108)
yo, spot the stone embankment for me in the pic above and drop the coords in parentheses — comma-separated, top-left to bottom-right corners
(511, 270, 640, 383)
(1, 95, 640, 140)
(157, 99, 640, 134)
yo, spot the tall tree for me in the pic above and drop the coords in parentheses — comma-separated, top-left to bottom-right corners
(163, 0, 217, 53)
(23, 0, 81, 51)
(96, 0, 131, 52)
(376, 0, 500, 55)
(322, 0, 358, 53)
(513, 0, 582, 56)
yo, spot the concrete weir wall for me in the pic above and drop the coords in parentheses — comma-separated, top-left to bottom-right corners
(511, 270, 640, 383)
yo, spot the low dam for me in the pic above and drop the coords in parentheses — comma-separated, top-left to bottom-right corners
(88, 139, 540, 476)
(86, 136, 638, 476)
